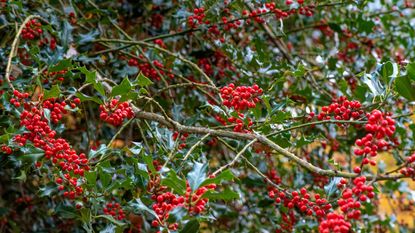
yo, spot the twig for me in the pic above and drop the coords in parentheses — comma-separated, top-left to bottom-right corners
(131, 109, 406, 181)
(183, 133, 211, 161)
(213, 139, 257, 176)
(5, 15, 46, 91)
(107, 118, 135, 147)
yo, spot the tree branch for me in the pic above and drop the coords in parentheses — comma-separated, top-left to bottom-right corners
(132, 108, 406, 181)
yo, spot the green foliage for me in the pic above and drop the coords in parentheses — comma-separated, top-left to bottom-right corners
(0, 0, 415, 232)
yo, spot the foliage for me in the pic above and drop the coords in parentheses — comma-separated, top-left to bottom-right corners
(0, 0, 415, 232)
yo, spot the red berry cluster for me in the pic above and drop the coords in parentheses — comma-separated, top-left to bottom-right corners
(220, 84, 262, 111)
(275, 211, 297, 233)
(187, 8, 207, 28)
(316, 20, 334, 37)
(198, 50, 236, 79)
(103, 202, 126, 220)
(316, 97, 363, 121)
(214, 113, 253, 133)
(42, 98, 71, 124)
(172, 132, 188, 149)
(10, 90, 30, 107)
(99, 99, 134, 126)
(38, 37, 57, 50)
(21, 19, 43, 40)
(150, 13, 164, 29)
(336, 176, 374, 219)
(68, 12, 77, 25)
(354, 110, 395, 162)
(318, 212, 351, 233)
(1, 145, 13, 154)
(266, 169, 282, 185)
(154, 39, 166, 48)
(216, 83, 262, 132)
(239, 1, 313, 24)
(364, 110, 395, 138)
(312, 173, 330, 188)
(16, 195, 33, 205)
(400, 153, 415, 178)
(286, 0, 304, 5)
(241, 7, 267, 24)
(128, 57, 174, 81)
(42, 69, 67, 83)
(268, 187, 332, 218)
(184, 181, 216, 214)
(150, 192, 184, 230)
(9, 91, 88, 200)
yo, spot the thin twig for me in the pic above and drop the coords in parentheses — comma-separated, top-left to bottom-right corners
(183, 133, 211, 161)
(212, 139, 257, 176)
(5, 15, 46, 91)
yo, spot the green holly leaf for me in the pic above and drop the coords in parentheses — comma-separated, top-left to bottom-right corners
(395, 76, 415, 101)
(187, 162, 207, 191)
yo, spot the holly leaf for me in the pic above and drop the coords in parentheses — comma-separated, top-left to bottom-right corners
(135, 73, 153, 87)
(49, 59, 73, 72)
(130, 198, 158, 219)
(79, 67, 105, 96)
(407, 62, 415, 81)
(180, 219, 200, 233)
(161, 171, 186, 195)
(111, 77, 132, 97)
(187, 162, 207, 191)
(200, 169, 234, 187)
(75, 92, 103, 104)
(201, 188, 239, 201)
(394, 76, 415, 101)
(44, 85, 61, 99)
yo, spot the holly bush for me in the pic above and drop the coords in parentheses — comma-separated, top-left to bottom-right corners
(1, 0, 415, 232)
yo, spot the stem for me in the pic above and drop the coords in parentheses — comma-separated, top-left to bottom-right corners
(183, 133, 210, 161)
(212, 139, 257, 176)
(5, 15, 46, 91)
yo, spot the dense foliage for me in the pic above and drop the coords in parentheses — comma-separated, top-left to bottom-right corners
(1, 0, 415, 232)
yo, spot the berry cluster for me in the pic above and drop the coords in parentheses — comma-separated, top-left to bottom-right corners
(336, 176, 374, 220)
(268, 188, 332, 218)
(318, 212, 351, 233)
(1, 145, 13, 154)
(364, 110, 395, 139)
(68, 12, 77, 25)
(400, 153, 415, 178)
(10, 90, 30, 107)
(187, 8, 207, 28)
(9, 91, 88, 200)
(103, 202, 126, 220)
(286, 0, 304, 5)
(184, 181, 216, 214)
(154, 39, 166, 48)
(151, 192, 184, 230)
(354, 110, 395, 163)
(42, 98, 70, 124)
(128, 57, 174, 81)
(316, 97, 363, 121)
(239, 1, 313, 25)
(99, 99, 134, 126)
(37, 37, 57, 50)
(214, 113, 253, 133)
(275, 211, 297, 233)
(21, 19, 42, 40)
(220, 84, 262, 111)
(42, 69, 67, 83)
(172, 132, 188, 149)
(146, 5, 164, 29)
(198, 50, 236, 79)
(266, 169, 282, 185)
